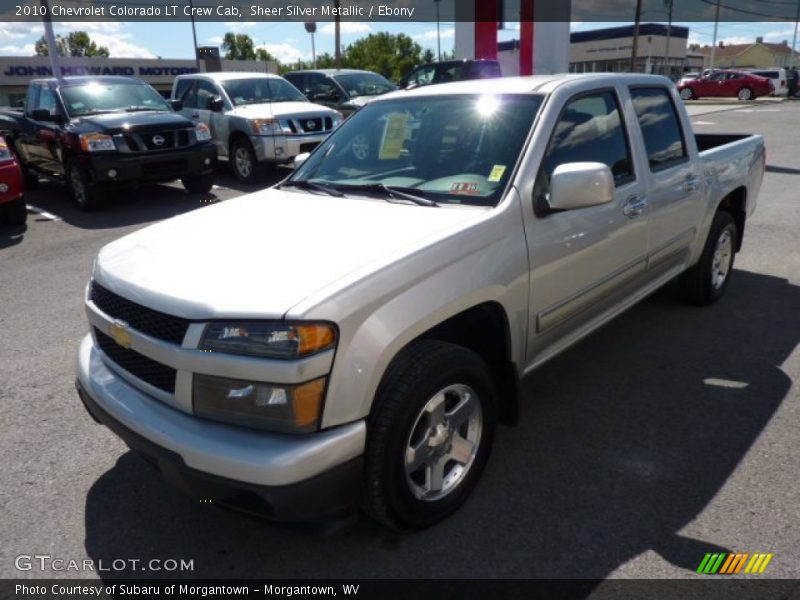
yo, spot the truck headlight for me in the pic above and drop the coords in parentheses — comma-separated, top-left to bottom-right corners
(193, 374, 326, 433)
(249, 118, 292, 136)
(79, 133, 116, 152)
(194, 122, 212, 142)
(199, 322, 336, 359)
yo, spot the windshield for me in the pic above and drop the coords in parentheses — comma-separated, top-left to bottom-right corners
(333, 73, 396, 97)
(291, 94, 543, 207)
(222, 78, 306, 105)
(60, 82, 170, 117)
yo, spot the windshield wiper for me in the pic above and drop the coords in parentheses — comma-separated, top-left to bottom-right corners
(278, 180, 344, 197)
(338, 183, 438, 207)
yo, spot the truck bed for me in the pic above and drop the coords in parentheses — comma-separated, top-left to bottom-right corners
(695, 133, 754, 153)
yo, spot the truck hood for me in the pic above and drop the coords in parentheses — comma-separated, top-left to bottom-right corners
(71, 111, 191, 134)
(226, 102, 337, 120)
(94, 188, 486, 319)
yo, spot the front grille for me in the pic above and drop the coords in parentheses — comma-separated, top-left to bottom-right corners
(120, 128, 194, 153)
(90, 281, 191, 345)
(94, 328, 177, 393)
(289, 117, 333, 134)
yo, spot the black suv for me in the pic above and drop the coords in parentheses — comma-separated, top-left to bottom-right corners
(399, 59, 502, 89)
(284, 69, 396, 118)
(0, 76, 217, 211)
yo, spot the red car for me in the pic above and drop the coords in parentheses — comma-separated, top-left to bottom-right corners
(0, 136, 26, 226)
(678, 70, 772, 101)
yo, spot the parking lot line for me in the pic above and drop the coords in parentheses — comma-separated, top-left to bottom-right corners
(26, 204, 62, 222)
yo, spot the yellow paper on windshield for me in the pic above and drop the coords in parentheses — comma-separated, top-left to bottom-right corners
(488, 165, 506, 182)
(379, 113, 409, 160)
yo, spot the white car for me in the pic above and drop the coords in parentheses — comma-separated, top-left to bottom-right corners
(745, 68, 788, 96)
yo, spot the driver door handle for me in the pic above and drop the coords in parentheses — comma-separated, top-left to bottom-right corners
(623, 196, 648, 218)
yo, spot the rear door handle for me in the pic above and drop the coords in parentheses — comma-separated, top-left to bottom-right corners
(684, 173, 699, 193)
(624, 196, 648, 218)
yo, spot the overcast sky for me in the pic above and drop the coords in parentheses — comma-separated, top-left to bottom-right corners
(0, 21, 797, 62)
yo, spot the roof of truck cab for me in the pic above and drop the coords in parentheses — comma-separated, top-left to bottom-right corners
(176, 72, 283, 81)
(31, 76, 146, 87)
(378, 73, 675, 100)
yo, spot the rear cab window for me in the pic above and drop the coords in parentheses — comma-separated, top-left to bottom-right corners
(629, 87, 688, 171)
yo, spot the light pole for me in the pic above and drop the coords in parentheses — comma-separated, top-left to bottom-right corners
(434, 0, 441, 61)
(630, 0, 643, 72)
(305, 22, 317, 68)
(663, 0, 673, 77)
(334, 0, 341, 68)
(710, 0, 721, 70)
(39, 0, 60, 77)
(790, 0, 800, 69)
(189, 0, 200, 70)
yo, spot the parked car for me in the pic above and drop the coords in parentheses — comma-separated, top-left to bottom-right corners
(77, 74, 764, 529)
(172, 72, 342, 183)
(284, 69, 396, 119)
(0, 135, 25, 226)
(745, 68, 788, 96)
(399, 59, 502, 89)
(0, 76, 217, 211)
(678, 70, 772, 101)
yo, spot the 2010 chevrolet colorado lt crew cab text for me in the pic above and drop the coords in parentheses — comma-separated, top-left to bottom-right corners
(76, 74, 764, 529)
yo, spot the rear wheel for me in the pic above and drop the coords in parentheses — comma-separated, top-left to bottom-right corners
(67, 160, 105, 211)
(679, 211, 738, 306)
(230, 138, 258, 183)
(738, 87, 753, 101)
(362, 340, 497, 529)
(680, 87, 695, 101)
(181, 172, 214, 194)
(2, 197, 27, 226)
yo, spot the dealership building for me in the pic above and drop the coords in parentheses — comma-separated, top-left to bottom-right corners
(0, 56, 276, 106)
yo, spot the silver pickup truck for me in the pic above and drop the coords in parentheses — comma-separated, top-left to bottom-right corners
(171, 72, 341, 182)
(76, 74, 764, 529)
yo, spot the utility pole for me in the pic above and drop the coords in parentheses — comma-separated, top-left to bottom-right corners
(334, 0, 341, 68)
(663, 0, 673, 77)
(791, 0, 800, 69)
(630, 0, 643, 72)
(435, 0, 441, 61)
(189, 0, 200, 70)
(39, 0, 61, 78)
(710, 0, 721, 70)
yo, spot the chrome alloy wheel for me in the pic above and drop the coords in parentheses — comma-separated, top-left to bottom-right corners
(711, 228, 733, 291)
(404, 384, 483, 502)
(234, 146, 253, 179)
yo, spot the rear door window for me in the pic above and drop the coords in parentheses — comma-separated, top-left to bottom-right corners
(629, 87, 688, 171)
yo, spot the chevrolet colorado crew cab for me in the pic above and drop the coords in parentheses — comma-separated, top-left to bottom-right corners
(76, 74, 764, 529)
(0, 76, 217, 211)
(171, 72, 341, 183)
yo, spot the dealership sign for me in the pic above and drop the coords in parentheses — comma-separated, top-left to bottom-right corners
(2, 65, 198, 78)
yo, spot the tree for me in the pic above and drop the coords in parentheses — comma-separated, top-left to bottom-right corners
(421, 49, 435, 64)
(35, 31, 109, 57)
(255, 47, 276, 62)
(343, 33, 425, 82)
(221, 32, 256, 60)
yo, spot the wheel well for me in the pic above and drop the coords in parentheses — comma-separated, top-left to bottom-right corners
(414, 303, 519, 426)
(717, 187, 746, 251)
(228, 131, 250, 155)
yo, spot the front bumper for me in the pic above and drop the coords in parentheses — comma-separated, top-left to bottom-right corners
(87, 143, 217, 184)
(75, 335, 366, 521)
(250, 133, 329, 163)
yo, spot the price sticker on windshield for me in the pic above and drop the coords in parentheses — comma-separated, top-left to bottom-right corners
(379, 113, 409, 160)
(488, 165, 507, 182)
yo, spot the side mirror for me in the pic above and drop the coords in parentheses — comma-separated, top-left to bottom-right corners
(169, 99, 183, 111)
(293, 152, 311, 169)
(209, 96, 224, 112)
(548, 162, 614, 211)
(31, 108, 55, 122)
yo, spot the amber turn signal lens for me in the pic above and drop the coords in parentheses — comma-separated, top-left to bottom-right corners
(293, 378, 327, 427)
(296, 325, 336, 356)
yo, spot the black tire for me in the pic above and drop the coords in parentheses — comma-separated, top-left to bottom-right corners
(679, 211, 738, 306)
(2, 197, 27, 226)
(22, 169, 39, 190)
(230, 138, 258, 183)
(67, 160, 105, 212)
(362, 340, 497, 530)
(181, 172, 214, 194)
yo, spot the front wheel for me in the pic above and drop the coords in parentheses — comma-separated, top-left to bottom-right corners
(680, 87, 695, 101)
(738, 87, 753, 101)
(362, 340, 497, 530)
(181, 172, 214, 194)
(679, 211, 738, 305)
(1, 197, 27, 226)
(230, 138, 258, 183)
(67, 160, 105, 211)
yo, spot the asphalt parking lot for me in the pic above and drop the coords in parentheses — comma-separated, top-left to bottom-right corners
(1, 102, 798, 583)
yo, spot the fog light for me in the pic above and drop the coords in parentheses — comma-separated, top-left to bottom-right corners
(0, 183, 8, 193)
(107, 168, 118, 179)
(204, 157, 211, 166)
